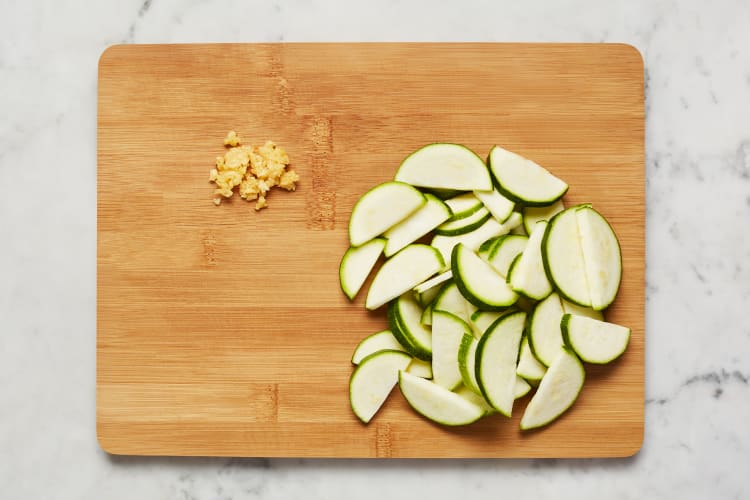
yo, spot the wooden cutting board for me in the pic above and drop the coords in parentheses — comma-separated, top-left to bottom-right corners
(97, 43, 644, 458)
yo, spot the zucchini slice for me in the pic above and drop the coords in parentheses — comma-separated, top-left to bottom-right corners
(561, 314, 630, 364)
(396, 143, 492, 191)
(349, 181, 425, 246)
(487, 145, 568, 206)
(399, 371, 486, 426)
(475, 311, 525, 417)
(452, 243, 518, 311)
(366, 244, 444, 310)
(350, 350, 412, 423)
(520, 348, 585, 430)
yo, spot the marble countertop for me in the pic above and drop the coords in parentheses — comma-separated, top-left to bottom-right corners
(2, 0, 749, 498)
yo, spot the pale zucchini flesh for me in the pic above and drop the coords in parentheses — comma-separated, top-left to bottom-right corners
(477, 235, 503, 259)
(351, 329, 405, 365)
(389, 293, 433, 361)
(366, 244, 444, 310)
(520, 348, 585, 430)
(383, 193, 452, 257)
(475, 311, 526, 417)
(473, 188, 515, 223)
(514, 376, 532, 399)
(399, 371, 486, 426)
(516, 335, 547, 381)
(349, 181, 426, 246)
(542, 206, 591, 307)
(576, 206, 622, 311)
(561, 297, 604, 321)
(432, 281, 473, 324)
(339, 238, 386, 300)
(488, 234, 528, 278)
(407, 358, 434, 378)
(414, 270, 453, 295)
(396, 143, 492, 191)
(469, 310, 506, 337)
(523, 199, 565, 235)
(454, 385, 494, 414)
(350, 350, 412, 424)
(420, 302, 433, 326)
(443, 193, 483, 220)
(435, 206, 491, 236)
(509, 220, 553, 300)
(502, 211, 524, 232)
(431, 310, 471, 390)
(488, 145, 568, 206)
(414, 285, 441, 308)
(458, 333, 481, 394)
(561, 314, 630, 364)
(431, 216, 509, 267)
(528, 292, 565, 367)
(452, 243, 518, 310)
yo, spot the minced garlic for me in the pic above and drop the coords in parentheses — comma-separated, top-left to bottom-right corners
(209, 131, 299, 210)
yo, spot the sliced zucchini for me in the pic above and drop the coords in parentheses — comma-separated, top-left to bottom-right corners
(339, 238, 386, 300)
(488, 234, 528, 278)
(541, 206, 591, 306)
(576, 206, 622, 310)
(454, 385, 494, 414)
(452, 243, 518, 311)
(523, 199, 565, 235)
(427, 188, 464, 200)
(432, 281, 473, 323)
(414, 270, 453, 295)
(516, 336, 547, 382)
(561, 314, 631, 364)
(508, 221, 553, 300)
(407, 358, 434, 378)
(388, 293, 433, 361)
(502, 211, 524, 232)
(431, 217, 509, 269)
(435, 206, 491, 236)
(415, 286, 440, 308)
(520, 348, 585, 430)
(420, 302, 433, 326)
(475, 311, 526, 417)
(350, 350, 412, 423)
(514, 376, 532, 399)
(351, 329, 405, 365)
(383, 193, 452, 257)
(431, 310, 471, 390)
(366, 244, 444, 310)
(413, 271, 452, 307)
(399, 371, 486, 426)
(477, 236, 503, 259)
(510, 224, 527, 236)
(443, 193, 483, 220)
(487, 145, 568, 206)
(469, 310, 506, 337)
(473, 188, 514, 223)
(349, 181, 426, 246)
(395, 143, 492, 191)
(561, 297, 604, 321)
(458, 333, 481, 394)
(528, 292, 565, 367)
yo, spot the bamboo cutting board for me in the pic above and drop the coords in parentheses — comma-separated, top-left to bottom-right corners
(97, 43, 644, 458)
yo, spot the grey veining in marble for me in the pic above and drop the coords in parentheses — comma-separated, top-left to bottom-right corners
(1, 0, 749, 498)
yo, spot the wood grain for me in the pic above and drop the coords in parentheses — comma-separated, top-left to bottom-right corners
(97, 43, 644, 458)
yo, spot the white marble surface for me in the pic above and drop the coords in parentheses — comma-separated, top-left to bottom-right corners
(1, 0, 749, 498)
